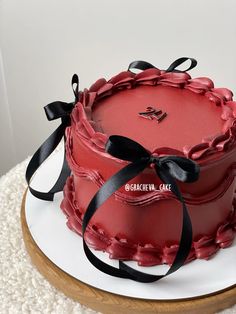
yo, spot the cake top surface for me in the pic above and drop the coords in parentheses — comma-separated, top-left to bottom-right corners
(71, 65, 236, 161)
(92, 84, 222, 152)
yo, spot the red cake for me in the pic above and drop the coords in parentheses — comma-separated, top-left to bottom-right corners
(61, 63, 236, 267)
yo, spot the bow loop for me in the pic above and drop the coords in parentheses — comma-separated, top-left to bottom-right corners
(105, 136, 200, 184)
(159, 156, 200, 183)
(128, 60, 156, 72)
(105, 135, 150, 162)
(44, 73, 79, 121)
(166, 57, 197, 73)
(44, 101, 74, 121)
(71, 73, 79, 102)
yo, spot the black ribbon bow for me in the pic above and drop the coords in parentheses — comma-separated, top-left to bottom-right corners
(25, 74, 79, 201)
(128, 57, 197, 73)
(82, 135, 199, 283)
(26, 57, 200, 283)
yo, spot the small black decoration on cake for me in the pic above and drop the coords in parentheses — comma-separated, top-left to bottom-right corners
(138, 106, 167, 122)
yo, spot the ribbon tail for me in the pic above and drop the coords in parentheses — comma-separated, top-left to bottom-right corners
(26, 121, 70, 201)
(82, 159, 149, 232)
(119, 166, 193, 282)
(82, 159, 150, 280)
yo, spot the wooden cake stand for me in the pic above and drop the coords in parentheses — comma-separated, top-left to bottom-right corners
(21, 192, 236, 314)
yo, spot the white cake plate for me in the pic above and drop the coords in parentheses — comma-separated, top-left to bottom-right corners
(22, 149, 236, 313)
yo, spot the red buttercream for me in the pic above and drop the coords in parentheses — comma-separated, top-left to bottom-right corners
(60, 67, 236, 266)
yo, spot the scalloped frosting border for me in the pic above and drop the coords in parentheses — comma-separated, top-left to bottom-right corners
(60, 176, 236, 267)
(70, 68, 236, 162)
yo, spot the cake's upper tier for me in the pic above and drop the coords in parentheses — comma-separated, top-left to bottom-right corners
(71, 69, 236, 161)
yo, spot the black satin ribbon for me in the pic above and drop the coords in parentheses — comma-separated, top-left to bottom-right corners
(25, 74, 79, 201)
(82, 135, 199, 283)
(128, 57, 197, 73)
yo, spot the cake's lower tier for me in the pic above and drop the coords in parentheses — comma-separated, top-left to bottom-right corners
(60, 176, 236, 266)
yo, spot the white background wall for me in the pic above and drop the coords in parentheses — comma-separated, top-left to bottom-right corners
(0, 0, 236, 176)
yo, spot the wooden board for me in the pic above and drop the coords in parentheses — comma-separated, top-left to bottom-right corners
(21, 192, 236, 314)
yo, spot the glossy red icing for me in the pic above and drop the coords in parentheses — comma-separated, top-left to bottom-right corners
(60, 67, 236, 266)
